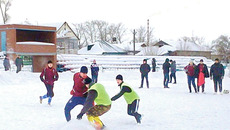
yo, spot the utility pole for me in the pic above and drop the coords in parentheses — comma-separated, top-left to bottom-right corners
(133, 29, 137, 55)
(147, 19, 150, 46)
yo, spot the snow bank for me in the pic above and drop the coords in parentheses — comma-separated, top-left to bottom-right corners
(0, 68, 230, 130)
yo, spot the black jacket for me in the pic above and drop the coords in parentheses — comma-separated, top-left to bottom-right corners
(210, 63, 225, 78)
(140, 63, 150, 75)
(163, 62, 170, 74)
(195, 64, 209, 78)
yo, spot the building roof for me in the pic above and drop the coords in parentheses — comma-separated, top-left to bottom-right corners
(56, 22, 80, 40)
(78, 41, 127, 55)
(153, 40, 170, 47)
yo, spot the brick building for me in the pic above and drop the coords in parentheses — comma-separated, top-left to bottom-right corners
(0, 24, 57, 72)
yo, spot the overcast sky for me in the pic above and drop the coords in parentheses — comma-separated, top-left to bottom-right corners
(7, 0, 230, 42)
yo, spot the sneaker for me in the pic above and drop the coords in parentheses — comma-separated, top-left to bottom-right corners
(48, 102, 51, 105)
(213, 92, 217, 95)
(139, 87, 143, 89)
(39, 96, 42, 104)
(173, 82, 176, 84)
(164, 86, 170, 88)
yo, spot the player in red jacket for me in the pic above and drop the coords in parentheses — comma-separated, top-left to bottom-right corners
(39, 60, 59, 105)
(64, 66, 89, 121)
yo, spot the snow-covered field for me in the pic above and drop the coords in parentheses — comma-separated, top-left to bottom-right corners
(0, 68, 230, 130)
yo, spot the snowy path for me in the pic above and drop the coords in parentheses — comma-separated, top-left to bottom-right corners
(0, 69, 230, 130)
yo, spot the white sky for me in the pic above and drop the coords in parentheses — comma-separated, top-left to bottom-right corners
(6, 0, 230, 42)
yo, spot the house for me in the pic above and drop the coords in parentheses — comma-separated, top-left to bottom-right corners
(78, 41, 127, 55)
(0, 24, 57, 72)
(167, 40, 212, 59)
(56, 22, 80, 54)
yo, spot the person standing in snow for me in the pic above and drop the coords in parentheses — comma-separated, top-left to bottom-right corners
(64, 66, 89, 122)
(39, 60, 59, 105)
(184, 61, 197, 93)
(196, 59, 209, 93)
(162, 58, 171, 88)
(169, 60, 177, 84)
(3, 56, 10, 71)
(91, 59, 99, 83)
(139, 59, 151, 88)
(152, 58, 156, 72)
(111, 74, 142, 124)
(77, 77, 111, 129)
(210, 58, 225, 94)
(15, 56, 23, 73)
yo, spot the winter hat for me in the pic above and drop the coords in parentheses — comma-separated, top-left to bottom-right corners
(84, 77, 92, 84)
(47, 60, 53, 64)
(116, 74, 123, 81)
(165, 58, 169, 62)
(80, 66, 88, 73)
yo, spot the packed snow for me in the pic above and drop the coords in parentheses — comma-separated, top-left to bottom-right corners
(0, 63, 230, 130)
(16, 42, 55, 46)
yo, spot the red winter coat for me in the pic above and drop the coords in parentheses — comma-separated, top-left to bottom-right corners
(40, 67, 59, 85)
(184, 65, 196, 77)
(70, 72, 88, 97)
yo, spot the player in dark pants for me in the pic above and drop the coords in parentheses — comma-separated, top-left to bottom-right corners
(210, 58, 225, 94)
(64, 66, 89, 121)
(39, 60, 59, 105)
(111, 74, 142, 123)
(139, 59, 150, 88)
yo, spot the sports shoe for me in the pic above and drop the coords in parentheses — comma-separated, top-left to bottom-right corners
(39, 96, 42, 104)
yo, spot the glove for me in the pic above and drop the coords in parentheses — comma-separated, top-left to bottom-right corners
(221, 76, 224, 79)
(111, 97, 116, 101)
(70, 90, 74, 95)
(210, 77, 212, 80)
(77, 113, 84, 120)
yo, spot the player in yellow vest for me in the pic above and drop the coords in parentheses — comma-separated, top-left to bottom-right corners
(77, 77, 111, 129)
(111, 74, 142, 123)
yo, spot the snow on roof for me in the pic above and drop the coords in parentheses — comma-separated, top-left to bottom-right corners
(16, 42, 54, 46)
(165, 40, 210, 51)
(40, 22, 63, 30)
(157, 45, 176, 55)
(78, 41, 126, 55)
(114, 42, 145, 51)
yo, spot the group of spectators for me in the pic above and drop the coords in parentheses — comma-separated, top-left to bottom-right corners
(140, 57, 225, 94)
(3, 55, 23, 73)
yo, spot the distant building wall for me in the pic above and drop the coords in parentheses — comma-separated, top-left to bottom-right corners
(173, 50, 212, 59)
(0, 24, 57, 72)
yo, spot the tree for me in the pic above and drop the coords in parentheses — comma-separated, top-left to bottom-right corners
(212, 35, 230, 62)
(0, 0, 12, 24)
(135, 26, 155, 44)
(74, 20, 127, 48)
(178, 36, 206, 50)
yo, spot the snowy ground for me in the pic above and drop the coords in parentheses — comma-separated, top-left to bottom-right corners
(0, 68, 230, 130)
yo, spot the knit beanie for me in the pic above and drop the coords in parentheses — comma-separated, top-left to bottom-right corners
(47, 60, 53, 64)
(116, 74, 123, 81)
(80, 66, 88, 73)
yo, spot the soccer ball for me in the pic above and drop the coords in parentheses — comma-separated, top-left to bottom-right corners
(223, 90, 229, 94)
